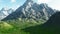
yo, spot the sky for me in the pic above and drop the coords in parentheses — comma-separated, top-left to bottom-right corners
(0, 0, 27, 10)
(37, 0, 60, 10)
(0, 0, 60, 10)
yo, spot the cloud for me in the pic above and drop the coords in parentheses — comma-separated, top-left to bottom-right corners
(11, 0, 16, 3)
(48, 0, 60, 10)
(37, 0, 60, 10)
(37, 0, 52, 4)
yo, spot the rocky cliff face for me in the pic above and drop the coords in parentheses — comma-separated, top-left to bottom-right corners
(2, 0, 55, 20)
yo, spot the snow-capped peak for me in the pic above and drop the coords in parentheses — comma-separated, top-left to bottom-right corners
(0, 8, 14, 20)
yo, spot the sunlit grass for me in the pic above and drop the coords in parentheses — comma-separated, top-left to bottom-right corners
(0, 19, 45, 34)
(0, 22, 13, 30)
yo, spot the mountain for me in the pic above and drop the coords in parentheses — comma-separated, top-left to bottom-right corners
(22, 12, 60, 34)
(0, 8, 14, 20)
(43, 11, 60, 26)
(2, 0, 56, 21)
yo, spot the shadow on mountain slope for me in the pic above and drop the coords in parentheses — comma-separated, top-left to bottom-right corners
(2, 0, 55, 21)
(22, 12, 60, 34)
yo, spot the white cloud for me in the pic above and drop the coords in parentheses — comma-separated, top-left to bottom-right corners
(11, 0, 16, 3)
(37, 0, 60, 10)
(37, 0, 52, 4)
(48, 0, 60, 10)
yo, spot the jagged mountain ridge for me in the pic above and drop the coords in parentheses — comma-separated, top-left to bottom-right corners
(0, 8, 14, 20)
(22, 12, 60, 34)
(2, 0, 56, 20)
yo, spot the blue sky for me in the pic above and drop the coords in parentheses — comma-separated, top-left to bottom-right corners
(0, 0, 60, 10)
(0, 0, 27, 10)
(0, 0, 37, 10)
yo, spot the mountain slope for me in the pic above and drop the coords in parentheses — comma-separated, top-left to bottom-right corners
(43, 12, 60, 26)
(0, 8, 14, 20)
(2, 0, 55, 21)
(22, 12, 60, 34)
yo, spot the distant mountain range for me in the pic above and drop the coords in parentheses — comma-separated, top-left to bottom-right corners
(1, 0, 58, 21)
(0, 8, 14, 20)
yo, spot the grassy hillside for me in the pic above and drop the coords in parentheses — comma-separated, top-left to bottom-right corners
(0, 18, 46, 34)
(1, 12, 60, 34)
(0, 13, 60, 34)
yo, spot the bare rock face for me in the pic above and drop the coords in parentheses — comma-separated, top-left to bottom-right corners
(2, 0, 55, 20)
